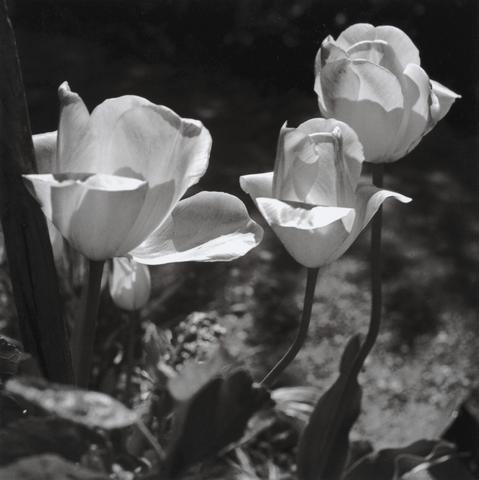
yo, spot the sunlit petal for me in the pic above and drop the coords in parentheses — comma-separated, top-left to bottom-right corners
(375, 25, 421, 68)
(335, 23, 376, 50)
(57, 82, 90, 173)
(110, 105, 212, 253)
(240, 172, 274, 199)
(23, 173, 148, 260)
(131, 192, 263, 265)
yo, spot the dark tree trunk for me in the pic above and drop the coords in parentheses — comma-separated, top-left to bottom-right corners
(0, 0, 73, 383)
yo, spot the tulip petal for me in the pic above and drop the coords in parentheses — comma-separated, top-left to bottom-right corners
(323, 58, 403, 112)
(57, 82, 90, 173)
(336, 24, 420, 70)
(346, 39, 406, 80)
(23, 173, 148, 260)
(109, 105, 212, 253)
(130, 192, 263, 265)
(429, 80, 461, 127)
(329, 183, 412, 263)
(318, 59, 403, 162)
(253, 198, 354, 268)
(297, 118, 363, 189)
(391, 64, 432, 159)
(109, 257, 151, 311)
(375, 25, 420, 69)
(314, 37, 349, 114)
(335, 23, 376, 50)
(255, 197, 354, 231)
(240, 172, 274, 199)
(33, 131, 57, 174)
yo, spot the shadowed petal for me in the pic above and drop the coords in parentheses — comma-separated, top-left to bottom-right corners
(109, 257, 151, 311)
(33, 131, 57, 174)
(23, 173, 148, 260)
(391, 64, 432, 159)
(130, 192, 263, 265)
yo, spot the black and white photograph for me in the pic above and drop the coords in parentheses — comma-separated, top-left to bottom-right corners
(0, 0, 477, 478)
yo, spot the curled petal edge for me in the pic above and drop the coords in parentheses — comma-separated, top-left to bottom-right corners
(131, 191, 264, 266)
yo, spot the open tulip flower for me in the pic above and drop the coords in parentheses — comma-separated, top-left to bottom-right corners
(314, 24, 460, 163)
(240, 118, 411, 268)
(24, 82, 263, 265)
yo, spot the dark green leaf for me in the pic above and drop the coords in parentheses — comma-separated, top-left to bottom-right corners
(0, 454, 108, 479)
(297, 335, 362, 480)
(344, 439, 456, 480)
(165, 368, 269, 477)
(0, 417, 101, 466)
(5, 377, 137, 429)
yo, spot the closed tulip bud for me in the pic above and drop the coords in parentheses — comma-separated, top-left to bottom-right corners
(241, 118, 411, 268)
(314, 24, 460, 163)
(109, 257, 151, 311)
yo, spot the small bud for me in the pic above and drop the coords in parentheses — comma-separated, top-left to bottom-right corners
(109, 257, 151, 311)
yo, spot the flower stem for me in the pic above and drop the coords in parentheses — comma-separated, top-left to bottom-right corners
(353, 163, 384, 372)
(260, 267, 319, 387)
(135, 418, 166, 462)
(71, 259, 105, 387)
(124, 311, 139, 407)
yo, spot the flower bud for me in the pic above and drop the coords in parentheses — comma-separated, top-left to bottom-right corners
(109, 257, 151, 311)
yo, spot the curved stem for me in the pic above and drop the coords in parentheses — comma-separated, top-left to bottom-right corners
(260, 267, 319, 387)
(135, 418, 166, 462)
(71, 259, 104, 387)
(351, 163, 384, 376)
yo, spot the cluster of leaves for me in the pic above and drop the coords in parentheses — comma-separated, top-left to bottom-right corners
(1, 333, 476, 479)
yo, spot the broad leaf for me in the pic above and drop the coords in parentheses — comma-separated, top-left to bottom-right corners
(343, 439, 456, 480)
(0, 417, 100, 466)
(5, 377, 137, 429)
(165, 368, 269, 477)
(297, 335, 362, 480)
(0, 454, 108, 479)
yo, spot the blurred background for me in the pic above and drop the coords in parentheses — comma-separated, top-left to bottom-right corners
(3, 0, 479, 449)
